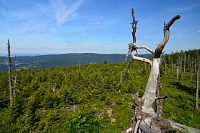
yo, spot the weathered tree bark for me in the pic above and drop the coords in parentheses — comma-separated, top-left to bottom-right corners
(187, 54, 190, 72)
(124, 8, 200, 133)
(191, 61, 194, 80)
(13, 56, 17, 100)
(156, 74, 163, 117)
(176, 65, 179, 83)
(184, 53, 186, 73)
(180, 56, 183, 73)
(168, 120, 200, 133)
(7, 39, 13, 106)
(196, 64, 199, 111)
(195, 61, 197, 74)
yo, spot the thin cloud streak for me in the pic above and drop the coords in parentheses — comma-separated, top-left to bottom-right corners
(50, 0, 85, 25)
(0, 0, 86, 34)
(169, 2, 200, 13)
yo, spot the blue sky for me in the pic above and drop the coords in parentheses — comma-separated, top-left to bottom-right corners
(0, 0, 199, 56)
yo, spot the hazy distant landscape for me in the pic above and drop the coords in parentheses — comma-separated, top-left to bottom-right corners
(0, 53, 127, 72)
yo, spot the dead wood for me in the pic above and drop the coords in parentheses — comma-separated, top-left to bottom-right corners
(154, 15, 180, 58)
(123, 8, 200, 133)
(7, 39, 13, 106)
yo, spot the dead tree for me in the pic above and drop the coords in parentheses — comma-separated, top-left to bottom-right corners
(7, 39, 13, 106)
(176, 64, 179, 83)
(183, 53, 186, 73)
(176, 61, 181, 83)
(196, 64, 199, 111)
(13, 55, 17, 100)
(124, 8, 196, 133)
(124, 8, 200, 133)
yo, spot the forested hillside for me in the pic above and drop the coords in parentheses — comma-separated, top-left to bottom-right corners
(0, 53, 127, 72)
(0, 53, 153, 72)
(0, 56, 199, 132)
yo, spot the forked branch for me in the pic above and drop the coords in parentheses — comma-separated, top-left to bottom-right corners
(154, 15, 180, 58)
(128, 8, 153, 65)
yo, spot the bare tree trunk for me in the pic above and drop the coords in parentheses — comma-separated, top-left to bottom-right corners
(145, 50, 147, 70)
(187, 54, 190, 72)
(191, 61, 194, 80)
(142, 58, 160, 117)
(179, 59, 182, 83)
(176, 65, 179, 83)
(184, 53, 186, 73)
(195, 61, 197, 74)
(156, 74, 163, 117)
(13, 55, 17, 100)
(124, 8, 182, 133)
(7, 39, 13, 106)
(180, 57, 183, 73)
(196, 65, 199, 111)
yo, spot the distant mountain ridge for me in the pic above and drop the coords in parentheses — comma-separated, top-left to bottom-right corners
(0, 53, 133, 72)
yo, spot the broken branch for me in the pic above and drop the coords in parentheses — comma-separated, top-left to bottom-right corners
(131, 8, 137, 44)
(136, 45, 154, 54)
(154, 15, 180, 58)
(131, 51, 152, 65)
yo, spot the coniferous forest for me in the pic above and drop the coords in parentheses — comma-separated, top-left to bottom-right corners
(0, 0, 200, 132)
(0, 49, 200, 132)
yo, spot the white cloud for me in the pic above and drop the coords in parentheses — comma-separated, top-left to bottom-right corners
(50, 0, 84, 25)
(0, 0, 86, 35)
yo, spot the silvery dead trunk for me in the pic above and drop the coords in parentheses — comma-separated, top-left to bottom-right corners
(176, 65, 179, 83)
(124, 8, 200, 133)
(195, 61, 197, 74)
(142, 58, 160, 117)
(184, 53, 186, 73)
(124, 8, 185, 133)
(7, 39, 13, 106)
(191, 61, 194, 80)
(13, 56, 17, 100)
(196, 65, 199, 111)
